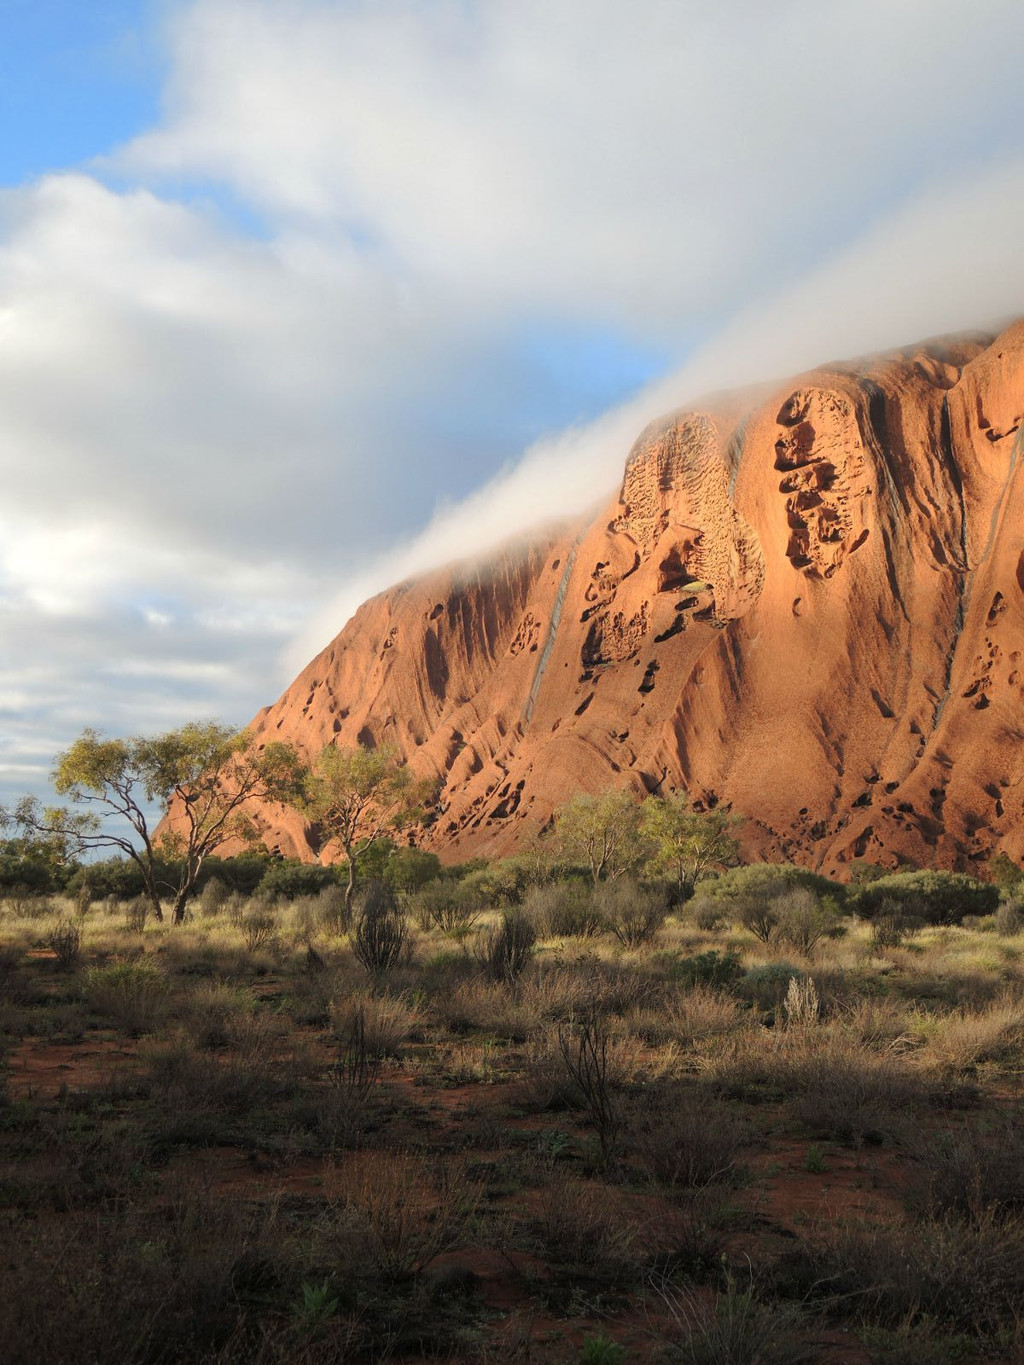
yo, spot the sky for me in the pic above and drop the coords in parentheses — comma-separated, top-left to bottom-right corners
(1, 0, 1024, 815)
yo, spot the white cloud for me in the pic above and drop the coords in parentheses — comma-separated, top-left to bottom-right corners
(2, 0, 1024, 812)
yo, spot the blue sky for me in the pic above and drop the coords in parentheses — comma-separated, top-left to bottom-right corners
(0, 1, 161, 181)
(1, 0, 1023, 818)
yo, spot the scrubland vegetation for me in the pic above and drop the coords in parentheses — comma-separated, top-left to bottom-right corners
(2, 832, 1024, 1363)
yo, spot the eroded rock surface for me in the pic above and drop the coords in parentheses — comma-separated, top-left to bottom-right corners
(183, 323, 1024, 874)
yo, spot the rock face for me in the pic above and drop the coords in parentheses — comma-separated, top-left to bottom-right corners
(210, 323, 1024, 874)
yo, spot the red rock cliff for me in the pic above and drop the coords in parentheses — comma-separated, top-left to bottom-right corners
(194, 323, 1024, 874)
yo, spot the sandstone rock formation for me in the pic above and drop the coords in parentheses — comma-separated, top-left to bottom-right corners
(199, 323, 1024, 874)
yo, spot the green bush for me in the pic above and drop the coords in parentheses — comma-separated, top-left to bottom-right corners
(258, 859, 338, 900)
(670, 949, 745, 990)
(596, 879, 669, 948)
(704, 863, 846, 905)
(774, 890, 845, 955)
(412, 879, 483, 935)
(83, 962, 171, 1034)
(525, 881, 604, 938)
(850, 870, 998, 925)
(386, 846, 442, 892)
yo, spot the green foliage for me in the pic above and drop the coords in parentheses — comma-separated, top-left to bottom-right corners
(525, 881, 605, 938)
(195, 854, 270, 895)
(988, 851, 1023, 894)
(670, 949, 745, 990)
(285, 743, 433, 911)
(412, 879, 483, 935)
(82, 962, 171, 1034)
(11, 725, 301, 923)
(774, 890, 845, 956)
(290, 1279, 338, 1334)
(640, 791, 741, 894)
(0, 834, 74, 893)
(66, 857, 169, 903)
(704, 863, 846, 905)
(578, 1332, 626, 1364)
(257, 859, 338, 900)
(386, 845, 442, 892)
(850, 870, 999, 925)
(597, 878, 669, 947)
(847, 859, 889, 885)
(551, 789, 646, 885)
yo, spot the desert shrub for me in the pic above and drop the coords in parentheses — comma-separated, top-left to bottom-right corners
(144, 1033, 295, 1131)
(475, 909, 536, 983)
(851, 870, 998, 925)
(705, 1034, 931, 1143)
(327, 1153, 478, 1279)
(663, 949, 743, 991)
(195, 854, 269, 895)
(315, 883, 349, 935)
(782, 975, 820, 1025)
(774, 889, 844, 955)
(122, 896, 149, 934)
(706, 863, 845, 906)
(460, 855, 543, 908)
(920, 995, 1024, 1075)
(65, 857, 148, 903)
(739, 961, 805, 1010)
(558, 1009, 620, 1161)
(198, 877, 230, 916)
(579, 1333, 626, 1365)
(869, 895, 923, 948)
(386, 846, 442, 892)
(412, 880, 483, 936)
(815, 1212, 1024, 1336)
(988, 850, 1023, 894)
(83, 962, 171, 1034)
(670, 986, 743, 1044)
(331, 990, 417, 1058)
(352, 881, 408, 977)
(223, 891, 248, 926)
(525, 881, 604, 938)
(630, 1087, 747, 1188)
(734, 896, 779, 943)
(182, 981, 256, 1049)
(657, 1276, 815, 1364)
(996, 898, 1023, 936)
(241, 911, 276, 952)
(258, 859, 337, 901)
(46, 917, 81, 971)
(905, 1109, 1024, 1221)
(689, 895, 725, 931)
(535, 1174, 637, 1277)
(597, 879, 669, 948)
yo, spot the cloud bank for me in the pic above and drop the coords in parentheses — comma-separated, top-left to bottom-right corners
(2, 0, 1023, 807)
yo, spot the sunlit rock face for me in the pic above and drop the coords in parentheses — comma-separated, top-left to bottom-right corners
(187, 322, 1024, 874)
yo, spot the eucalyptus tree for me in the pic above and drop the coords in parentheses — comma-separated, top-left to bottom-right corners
(5, 724, 300, 923)
(289, 742, 433, 920)
(640, 790, 741, 897)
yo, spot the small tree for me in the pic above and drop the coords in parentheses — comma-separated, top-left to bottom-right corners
(640, 792, 741, 898)
(551, 789, 645, 887)
(290, 743, 432, 920)
(5, 724, 300, 924)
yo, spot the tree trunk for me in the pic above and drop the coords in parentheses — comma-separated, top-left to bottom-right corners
(172, 890, 191, 924)
(147, 887, 164, 923)
(344, 849, 357, 924)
